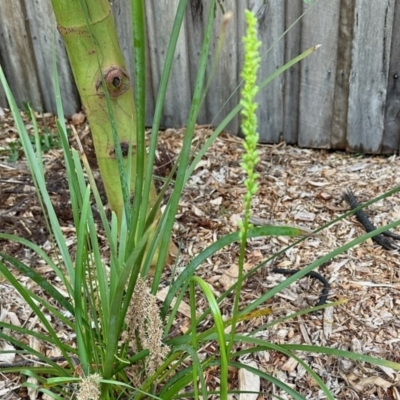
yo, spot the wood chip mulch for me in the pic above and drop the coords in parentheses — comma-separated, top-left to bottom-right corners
(0, 109, 400, 399)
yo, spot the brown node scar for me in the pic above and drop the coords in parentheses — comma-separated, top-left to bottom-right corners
(96, 66, 130, 98)
(108, 141, 135, 158)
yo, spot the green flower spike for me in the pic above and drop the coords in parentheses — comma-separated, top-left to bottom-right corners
(239, 9, 261, 236)
(228, 9, 262, 356)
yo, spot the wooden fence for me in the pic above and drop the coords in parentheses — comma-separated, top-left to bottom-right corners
(0, 0, 399, 154)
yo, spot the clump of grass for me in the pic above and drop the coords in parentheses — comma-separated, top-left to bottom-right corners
(0, 108, 65, 162)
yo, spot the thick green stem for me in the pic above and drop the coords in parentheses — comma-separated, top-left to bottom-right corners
(51, 0, 158, 227)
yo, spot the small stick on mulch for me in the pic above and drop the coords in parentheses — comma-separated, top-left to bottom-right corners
(272, 268, 330, 307)
(342, 188, 400, 250)
(251, 215, 330, 309)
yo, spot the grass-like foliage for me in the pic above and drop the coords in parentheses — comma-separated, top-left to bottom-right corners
(0, 115, 65, 162)
(1, 2, 400, 399)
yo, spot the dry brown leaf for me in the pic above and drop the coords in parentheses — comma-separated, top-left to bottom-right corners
(0, 341, 15, 364)
(219, 263, 254, 291)
(348, 374, 393, 391)
(157, 287, 199, 319)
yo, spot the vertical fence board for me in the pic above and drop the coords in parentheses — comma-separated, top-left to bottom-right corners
(0, 1, 43, 111)
(330, 0, 354, 150)
(182, 1, 241, 131)
(254, 0, 285, 143)
(0, 80, 6, 107)
(298, 1, 340, 148)
(298, 0, 340, 148)
(25, 0, 78, 116)
(203, 1, 240, 132)
(112, 1, 134, 76)
(112, 1, 157, 127)
(283, 1, 302, 144)
(383, 0, 400, 153)
(237, 0, 284, 140)
(347, 0, 395, 153)
(184, 1, 207, 124)
(184, 1, 239, 130)
(146, 0, 191, 128)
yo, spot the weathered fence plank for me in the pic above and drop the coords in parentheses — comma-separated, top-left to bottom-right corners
(203, 0, 240, 132)
(0, 81, 6, 107)
(181, 1, 241, 132)
(283, 1, 303, 145)
(347, 0, 395, 154)
(111, 0, 134, 76)
(1, 1, 400, 153)
(111, 0, 157, 128)
(146, 0, 191, 128)
(254, 0, 285, 144)
(0, 0, 77, 116)
(184, 0, 208, 125)
(25, 0, 78, 117)
(298, 0, 341, 149)
(0, 1, 43, 111)
(330, 0, 354, 150)
(383, 0, 400, 153)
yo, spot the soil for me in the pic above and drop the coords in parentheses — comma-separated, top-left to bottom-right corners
(0, 108, 400, 399)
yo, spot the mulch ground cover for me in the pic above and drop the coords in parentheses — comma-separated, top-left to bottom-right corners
(0, 108, 399, 399)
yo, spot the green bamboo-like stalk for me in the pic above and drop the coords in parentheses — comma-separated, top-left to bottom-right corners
(50, 0, 157, 227)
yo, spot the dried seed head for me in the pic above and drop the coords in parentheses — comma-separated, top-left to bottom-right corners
(76, 373, 101, 400)
(124, 278, 170, 376)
